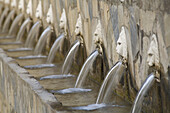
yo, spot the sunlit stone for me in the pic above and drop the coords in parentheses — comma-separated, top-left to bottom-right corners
(59, 9, 67, 33)
(18, 0, 24, 12)
(26, 0, 33, 16)
(11, 0, 17, 7)
(75, 14, 83, 36)
(147, 34, 160, 67)
(46, 4, 53, 24)
(4, 0, 10, 5)
(93, 20, 103, 54)
(35, 1, 43, 19)
(116, 26, 127, 60)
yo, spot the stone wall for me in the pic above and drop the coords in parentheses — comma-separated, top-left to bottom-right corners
(38, 0, 170, 112)
(19, 0, 169, 88)
(0, 49, 61, 113)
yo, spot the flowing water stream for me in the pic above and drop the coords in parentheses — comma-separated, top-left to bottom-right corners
(36, 40, 80, 81)
(16, 25, 51, 60)
(19, 33, 65, 69)
(2, 10, 15, 33)
(15, 18, 32, 42)
(49, 50, 99, 95)
(8, 13, 24, 36)
(0, 18, 32, 45)
(62, 40, 80, 74)
(0, 7, 9, 31)
(131, 73, 155, 113)
(24, 21, 41, 48)
(75, 50, 99, 88)
(7, 21, 41, 52)
(70, 61, 126, 111)
(96, 61, 124, 104)
(34, 26, 52, 55)
(47, 33, 65, 63)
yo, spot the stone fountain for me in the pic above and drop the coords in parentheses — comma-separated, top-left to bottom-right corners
(0, 0, 169, 113)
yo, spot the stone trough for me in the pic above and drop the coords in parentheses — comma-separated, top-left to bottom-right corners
(0, 0, 169, 113)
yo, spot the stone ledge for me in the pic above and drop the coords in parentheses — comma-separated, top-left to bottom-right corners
(0, 48, 62, 113)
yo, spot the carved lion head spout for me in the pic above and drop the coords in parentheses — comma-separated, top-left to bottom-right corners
(46, 4, 53, 24)
(147, 34, 160, 82)
(35, 1, 43, 19)
(26, 0, 33, 16)
(11, 0, 17, 8)
(75, 14, 83, 45)
(18, 0, 24, 12)
(147, 34, 160, 68)
(116, 26, 127, 62)
(75, 14, 83, 36)
(93, 20, 103, 54)
(59, 9, 67, 34)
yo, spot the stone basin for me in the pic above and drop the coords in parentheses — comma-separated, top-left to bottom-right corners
(7, 49, 132, 113)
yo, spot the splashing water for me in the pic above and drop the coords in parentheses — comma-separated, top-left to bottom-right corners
(7, 48, 33, 52)
(16, 18, 32, 42)
(75, 50, 99, 88)
(17, 55, 47, 59)
(39, 74, 75, 80)
(70, 103, 124, 111)
(34, 26, 52, 55)
(14, 26, 51, 59)
(24, 21, 41, 48)
(2, 10, 15, 33)
(62, 40, 80, 74)
(21, 33, 64, 69)
(8, 13, 24, 36)
(24, 64, 55, 69)
(7, 21, 41, 52)
(0, 7, 9, 30)
(96, 61, 124, 104)
(47, 34, 65, 63)
(50, 88, 92, 94)
(131, 74, 155, 113)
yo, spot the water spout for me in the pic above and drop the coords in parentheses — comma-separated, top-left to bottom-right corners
(7, 21, 41, 52)
(19, 33, 64, 69)
(62, 40, 80, 74)
(34, 26, 52, 55)
(24, 21, 41, 48)
(2, 10, 15, 33)
(8, 13, 24, 36)
(96, 61, 124, 104)
(48, 50, 99, 94)
(75, 50, 99, 88)
(16, 18, 32, 42)
(131, 74, 155, 113)
(46, 33, 65, 63)
(0, 7, 9, 30)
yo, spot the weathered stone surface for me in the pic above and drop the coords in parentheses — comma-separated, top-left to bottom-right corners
(129, 13, 139, 60)
(0, 52, 61, 113)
